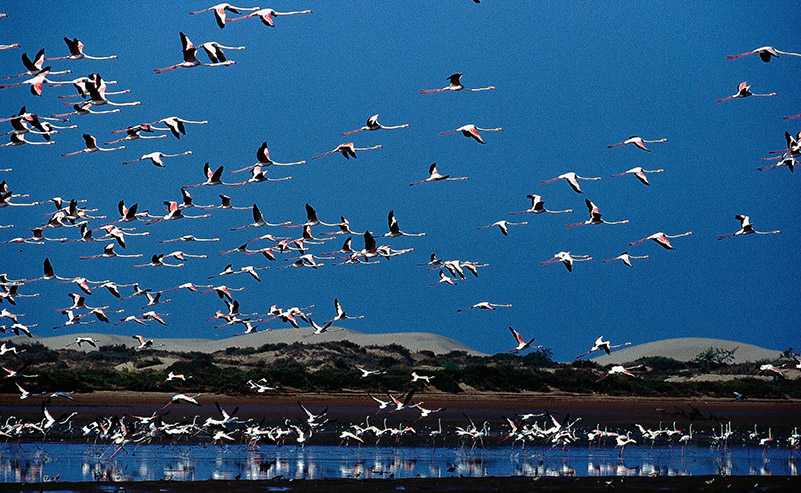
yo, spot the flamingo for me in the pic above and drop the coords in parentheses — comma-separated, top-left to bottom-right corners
(162, 393, 202, 408)
(565, 199, 629, 228)
(595, 365, 643, 383)
(375, 210, 425, 238)
(420, 73, 495, 94)
(105, 128, 167, 145)
(602, 251, 649, 267)
(320, 217, 365, 237)
(758, 364, 785, 379)
(611, 167, 665, 185)
(410, 372, 434, 384)
(540, 172, 601, 193)
(51, 102, 120, 118)
(0, 68, 67, 96)
(0, 133, 54, 147)
(457, 302, 512, 312)
(65, 337, 99, 349)
(167, 371, 192, 381)
(146, 116, 208, 139)
(227, 8, 313, 27)
(198, 41, 246, 64)
(576, 336, 632, 359)
(46, 37, 117, 61)
(62, 133, 124, 156)
(507, 327, 543, 353)
(727, 46, 801, 62)
(283, 203, 339, 230)
(155, 32, 235, 73)
(430, 270, 458, 286)
(52, 310, 97, 329)
(80, 243, 143, 260)
(758, 154, 796, 172)
(717, 81, 776, 103)
(184, 162, 233, 188)
(122, 151, 193, 167)
(145, 201, 210, 225)
(628, 231, 692, 250)
(539, 251, 592, 272)
(310, 142, 382, 160)
(509, 194, 572, 215)
(160, 234, 220, 242)
(717, 215, 780, 240)
(342, 114, 410, 135)
(476, 220, 527, 236)
(784, 113, 801, 120)
(3, 49, 68, 79)
(439, 124, 502, 144)
(596, 365, 643, 383)
(333, 298, 364, 321)
(78, 73, 140, 106)
(133, 254, 184, 268)
(606, 136, 668, 152)
(229, 165, 292, 187)
(231, 204, 289, 230)
(409, 163, 468, 186)
(208, 264, 269, 282)
(0, 44, 20, 51)
(230, 142, 305, 174)
(189, 4, 261, 28)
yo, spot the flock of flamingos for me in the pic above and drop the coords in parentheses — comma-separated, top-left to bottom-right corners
(0, 4, 799, 454)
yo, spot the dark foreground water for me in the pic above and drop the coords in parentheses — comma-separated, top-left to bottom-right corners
(1, 443, 799, 483)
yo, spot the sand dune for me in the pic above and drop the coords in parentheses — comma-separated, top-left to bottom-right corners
(591, 337, 782, 365)
(29, 327, 485, 356)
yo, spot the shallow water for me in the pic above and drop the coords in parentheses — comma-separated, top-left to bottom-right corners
(1, 443, 798, 482)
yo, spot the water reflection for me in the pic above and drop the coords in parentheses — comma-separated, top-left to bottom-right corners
(0, 443, 798, 483)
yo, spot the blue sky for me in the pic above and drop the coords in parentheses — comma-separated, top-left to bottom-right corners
(0, 1, 799, 359)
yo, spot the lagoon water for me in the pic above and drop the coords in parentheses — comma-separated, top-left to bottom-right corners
(1, 443, 798, 483)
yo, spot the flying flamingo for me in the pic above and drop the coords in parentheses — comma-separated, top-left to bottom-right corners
(230, 142, 305, 174)
(611, 167, 665, 186)
(155, 32, 235, 73)
(628, 231, 693, 250)
(457, 302, 512, 312)
(439, 124, 502, 144)
(78, 74, 140, 106)
(208, 264, 269, 282)
(0, 68, 67, 96)
(380, 210, 426, 237)
(576, 336, 633, 359)
(602, 251, 649, 267)
(757, 154, 796, 172)
(477, 220, 527, 236)
(184, 162, 234, 187)
(784, 113, 801, 120)
(62, 134, 124, 156)
(231, 204, 289, 230)
(122, 151, 192, 167)
(79, 243, 143, 260)
(539, 251, 592, 272)
(46, 37, 117, 61)
(321, 217, 364, 236)
(4, 49, 71, 78)
(566, 199, 629, 228)
(145, 116, 208, 139)
(0, 44, 20, 51)
(507, 327, 543, 353)
(105, 127, 167, 145)
(409, 163, 468, 186)
(226, 8, 312, 27)
(146, 201, 211, 225)
(716, 215, 780, 240)
(229, 165, 292, 187)
(540, 172, 601, 193)
(198, 41, 246, 64)
(596, 365, 643, 383)
(190, 3, 261, 28)
(420, 73, 495, 94)
(160, 234, 220, 242)
(717, 81, 776, 103)
(510, 194, 572, 215)
(727, 46, 801, 62)
(0, 134, 54, 147)
(606, 136, 668, 152)
(285, 203, 339, 229)
(310, 142, 382, 160)
(51, 102, 120, 118)
(134, 254, 184, 268)
(430, 270, 458, 286)
(342, 114, 410, 135)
